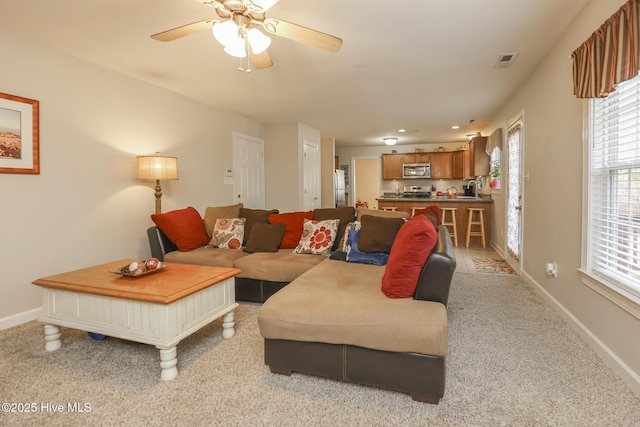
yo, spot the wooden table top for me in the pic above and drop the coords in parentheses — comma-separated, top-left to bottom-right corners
(32, 259, 240, 304)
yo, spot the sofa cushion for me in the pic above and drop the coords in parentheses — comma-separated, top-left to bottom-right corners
(164, 246, 249, 267)
(345, 229, 389, 266)
(208, 218, 245, 249)
(258, 258, 448, 356)
(203, 203, 243, 237)
(356, 207, 410, 221)
(240, 208, 278, 245)
(268, 211, 314, 249)
(243, 222, 285, 253)
(313, 207, 356, 251)
(151, 207, 209, 252)
(381, 215, 438, 298)
(293, 219, 340, 255)
(234, 249, 326, 282)
(358, 215, 405, 253)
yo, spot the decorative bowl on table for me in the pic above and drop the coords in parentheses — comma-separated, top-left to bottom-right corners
(110, 258, 167, 277)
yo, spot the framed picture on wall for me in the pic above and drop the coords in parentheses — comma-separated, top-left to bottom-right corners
(0, 92, 40, 174)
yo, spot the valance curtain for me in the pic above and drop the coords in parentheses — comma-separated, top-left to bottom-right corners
(571, 0, 640, 98)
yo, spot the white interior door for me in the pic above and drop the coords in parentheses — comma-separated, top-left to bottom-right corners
(506, 116, 524, 270)
(303, 140, 320, 210)
(233, 132, 265, 209)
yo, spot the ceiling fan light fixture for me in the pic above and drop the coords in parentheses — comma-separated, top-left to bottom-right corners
(224, 37, 247, 58)
(247, 28, 271, 54)
(213, 20, 238, 47)
(383, 137, 398, 146)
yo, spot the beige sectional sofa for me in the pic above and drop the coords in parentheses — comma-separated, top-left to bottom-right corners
(147, 204, 409, 302)
(147, 203, 456, 403)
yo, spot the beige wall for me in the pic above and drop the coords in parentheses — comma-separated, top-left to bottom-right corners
(0, 30, 262, 327)
(354, 158, 381, 209)
(320, 137, 336, 208)
(485, 0, 640, 394)
(264, 122, 321, 212)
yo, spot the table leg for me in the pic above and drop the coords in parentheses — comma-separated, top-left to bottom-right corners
(158, 346, 178, 381)
(44, 324, 62, 352)
(222, 310, 235, 339)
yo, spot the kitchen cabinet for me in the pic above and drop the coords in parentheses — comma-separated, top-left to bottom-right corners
(382, 154, 404, 180)
(468, 137, 490, 177)
(381, 153, 430, 180)
(451, 138, 490, 179)
(429, 152, 453, 179)
(415, 153, 431, 163)
(452, 151, 464, 179)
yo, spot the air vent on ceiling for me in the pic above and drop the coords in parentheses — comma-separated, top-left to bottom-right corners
(495, 53, 518, 68)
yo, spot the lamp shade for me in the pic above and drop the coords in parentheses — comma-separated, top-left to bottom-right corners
(137, 154, 179, 181)
(247, 28, 271, 54)
(224, 37, 247, 58)
(213, 20, 238, 47)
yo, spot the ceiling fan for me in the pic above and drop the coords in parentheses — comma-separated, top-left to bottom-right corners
(151, 0, 343, 71)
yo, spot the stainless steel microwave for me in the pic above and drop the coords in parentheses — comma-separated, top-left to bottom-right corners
(402, 163, 431, 179)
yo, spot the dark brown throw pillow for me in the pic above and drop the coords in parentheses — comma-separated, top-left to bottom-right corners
(239, 208, 279, 245)
(313, 207, 356, 251)
(243, 222, 286, 253)
(358, 215, 406, 253)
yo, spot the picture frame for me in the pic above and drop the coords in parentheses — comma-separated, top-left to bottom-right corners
(0, 92, 40, 174)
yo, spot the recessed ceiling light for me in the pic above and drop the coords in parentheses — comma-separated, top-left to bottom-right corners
(397, 129, 406, 133)
(451, 125, 460, 130)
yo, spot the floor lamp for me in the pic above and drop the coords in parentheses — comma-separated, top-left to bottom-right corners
(137, 152, 179, 214)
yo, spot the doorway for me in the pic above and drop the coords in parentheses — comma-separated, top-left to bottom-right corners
(505, 113, 524, 272)
(233, 132, 265, 209)
(302, 139, 321, 211)
(353, 157, 381, 209)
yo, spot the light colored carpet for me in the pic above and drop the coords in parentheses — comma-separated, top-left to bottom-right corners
(472, 257, 515, 274)
(1, 273, 639, 426)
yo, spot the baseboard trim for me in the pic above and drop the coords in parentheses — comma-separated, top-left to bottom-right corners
(0, 307, 42, 330)
(521, 270, 640, 398)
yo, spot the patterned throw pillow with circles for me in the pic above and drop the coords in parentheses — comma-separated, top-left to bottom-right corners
(293, 219, 340, 255)
(209, 218, 246, 249)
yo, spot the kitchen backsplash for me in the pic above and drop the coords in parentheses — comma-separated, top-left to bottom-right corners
(382, 177, 487, 196)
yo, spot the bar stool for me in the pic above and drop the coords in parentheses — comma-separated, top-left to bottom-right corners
(440, 207, 458, 247)
(381, 207, 397, 211)
(410, 207, 424, 216)
(465, 207, 486, 248)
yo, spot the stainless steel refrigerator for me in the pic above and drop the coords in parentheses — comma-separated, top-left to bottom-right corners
(335, 169, 346, 208)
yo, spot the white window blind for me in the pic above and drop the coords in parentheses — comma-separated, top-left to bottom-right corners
(589, 74, 640, 298)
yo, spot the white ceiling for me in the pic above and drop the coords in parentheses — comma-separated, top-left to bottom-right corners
(1, 0, 591, 147)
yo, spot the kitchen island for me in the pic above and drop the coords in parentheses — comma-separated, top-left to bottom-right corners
(377, 195, 493, 246)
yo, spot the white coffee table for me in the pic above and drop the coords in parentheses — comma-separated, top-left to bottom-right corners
(32, 259, 240, 381)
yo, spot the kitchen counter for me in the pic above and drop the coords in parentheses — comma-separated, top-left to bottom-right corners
(376, 196, 493, 247)
(377, 195, 493, 203)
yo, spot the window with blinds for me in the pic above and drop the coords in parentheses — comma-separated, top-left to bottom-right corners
(588, 74, 640, 299)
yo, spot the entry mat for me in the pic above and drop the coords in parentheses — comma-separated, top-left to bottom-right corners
(472, 257, 516, 274)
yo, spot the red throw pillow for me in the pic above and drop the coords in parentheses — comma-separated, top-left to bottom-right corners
(381, 215, 438, 298)
(413, 205, 441, 226)
(151, 207, 209, 252)
(268, 211, 314, 249)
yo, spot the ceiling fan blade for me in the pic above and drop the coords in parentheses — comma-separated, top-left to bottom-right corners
(263, 18, 342, 53)
(249, 49, 273, 69)
(250, 0, 281, 12)
(151, 19, 217, 42)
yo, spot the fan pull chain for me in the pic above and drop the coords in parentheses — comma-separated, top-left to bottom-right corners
(238, 38, 252, 73)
